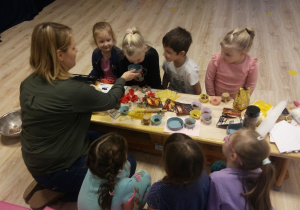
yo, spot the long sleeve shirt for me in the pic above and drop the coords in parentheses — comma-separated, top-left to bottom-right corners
(205, 53, 258, 98)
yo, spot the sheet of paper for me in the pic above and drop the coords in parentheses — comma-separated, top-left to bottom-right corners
(270, 121, 300, 153)
(163, 116, 200, 137)
(96, 83, 126, 93)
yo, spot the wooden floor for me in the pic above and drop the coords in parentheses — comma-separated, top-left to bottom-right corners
(0, 0, 300, 209)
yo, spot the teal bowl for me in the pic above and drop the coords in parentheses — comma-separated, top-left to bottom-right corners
(167, 117, 184, 131)
(152, 114, 162, 125)
(227, 124, 243, 134)
(119, 106, 129, 115)
(184, 118, 196, 129)
(128, 64, 142, 73)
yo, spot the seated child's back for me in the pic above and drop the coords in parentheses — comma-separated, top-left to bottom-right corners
(147, 133, 209, 210)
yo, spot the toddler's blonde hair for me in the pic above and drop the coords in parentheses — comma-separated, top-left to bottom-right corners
(122, 27, 145, 56)
(221, 27, 255, 52)
(92, 22, 116, 46)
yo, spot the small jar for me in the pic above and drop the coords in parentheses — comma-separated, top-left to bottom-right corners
(243, 105, 260, 129)
(142, 114, 151, 125)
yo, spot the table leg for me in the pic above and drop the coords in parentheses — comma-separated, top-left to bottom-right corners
(273, 158, 290, 191)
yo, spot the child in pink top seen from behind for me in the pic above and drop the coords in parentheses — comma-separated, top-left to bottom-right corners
(205, 28, 258, 98)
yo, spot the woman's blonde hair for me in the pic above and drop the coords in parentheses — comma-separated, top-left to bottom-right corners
(92, 22, 116, 46)
(122, 27, 145, 57)
(231, 129, 275, 210)
(221, 27, 255, 52)
(30, 22, 73, 83)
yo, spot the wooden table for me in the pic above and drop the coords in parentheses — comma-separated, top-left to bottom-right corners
(90, 91, 300, 190)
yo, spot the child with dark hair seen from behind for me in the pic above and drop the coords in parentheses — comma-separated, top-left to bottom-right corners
(207, 129, 275, 210)
(147, 133, 210, 210)
(162, 27, 202, 95)
(78, 133, 151, 210)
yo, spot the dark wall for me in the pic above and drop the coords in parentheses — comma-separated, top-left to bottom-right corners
(0, 0, 54, 34)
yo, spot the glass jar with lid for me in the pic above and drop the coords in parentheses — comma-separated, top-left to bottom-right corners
(243, 105, 260, 129)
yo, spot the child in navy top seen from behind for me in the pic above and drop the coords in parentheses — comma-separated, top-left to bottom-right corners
(207, 129, 275, 210)
(162, 27, 201, 95)
(119, 27, 162, 89)
(147, 133, 210, 210)
(89, 22, 122, 84)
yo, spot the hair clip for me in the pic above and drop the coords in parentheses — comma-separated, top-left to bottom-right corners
(109, 190, 114, 196)
(245, 28, 250, 34)
(262, 158, 271, 165)
(126, 29, 133, 34)
(127, 44, 131, 48)
(257, 136, 264, 141)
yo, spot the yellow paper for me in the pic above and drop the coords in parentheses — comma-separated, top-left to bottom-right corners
(155, 89, 180, 102)
(128, 107, 152, 120)
(252, 100, 273, 117)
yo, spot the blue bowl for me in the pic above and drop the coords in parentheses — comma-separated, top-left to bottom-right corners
(152, 114, 162, 125)
(227, 124, 243, 134)
(119, 106, 129, 115)
(167, 117, 184, 131)
(128, 64, 142, 73)
(184, 118, 196, 129)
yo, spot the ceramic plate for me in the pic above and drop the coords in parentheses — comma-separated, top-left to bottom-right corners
(167, 117, 184, 131)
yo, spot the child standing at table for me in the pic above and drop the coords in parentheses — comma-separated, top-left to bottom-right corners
(205, 27, 258, 98)
(207, 129, 275, 210)
(147, 133, 210, 210)
(88, 22, 122, 84)
(119, 27, 162, 89)
(78, 133, 151, 210)
(162, 27, 201, 95)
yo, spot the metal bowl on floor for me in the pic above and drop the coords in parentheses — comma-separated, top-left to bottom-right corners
(0, 109, 22, 137)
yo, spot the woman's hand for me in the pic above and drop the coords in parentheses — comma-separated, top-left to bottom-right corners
(121, 69, 140, 81)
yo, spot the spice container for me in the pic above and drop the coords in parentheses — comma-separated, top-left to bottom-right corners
(243, 105, 260, 129)
(191, 101, 202, 110)
(142, 114, 151, 125)
(201, 113, 212, 124)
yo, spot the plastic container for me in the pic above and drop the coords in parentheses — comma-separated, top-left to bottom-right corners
(243, 105, 260, 129)
(201, 113, 212, 124)
(190, 110, 201, 119)
(227, 124, 243, 134)
(191, 101, 202, 110)
(199, 94, 209, 103)
(119, 106, 129, 115)
(152, 115, 162, 125)
(201, 107, 212, 115)
(210, 96, 221, 106)
(128, 64, 143, 73)
(185, 118, 196, 129)
(167, 117, 184, 131)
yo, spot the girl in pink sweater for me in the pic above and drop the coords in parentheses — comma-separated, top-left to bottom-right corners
(205, 28, 258, 98)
